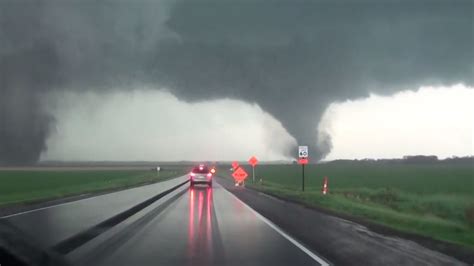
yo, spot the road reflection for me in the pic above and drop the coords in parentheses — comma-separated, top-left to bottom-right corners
(187, 186, 214, 263)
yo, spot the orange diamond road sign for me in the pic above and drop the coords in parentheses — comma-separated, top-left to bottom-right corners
(298, 158, 309, 165)
(232, 161, 239, 170)
(232, 167, 248, 182)
(248, 156, 258, 167)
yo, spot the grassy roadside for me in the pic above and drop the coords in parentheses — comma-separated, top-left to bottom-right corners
(218, 163, 474, 249)
(0, 168, 187, 207)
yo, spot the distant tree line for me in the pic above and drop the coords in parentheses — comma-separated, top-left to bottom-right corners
(326, 155, 474, 165)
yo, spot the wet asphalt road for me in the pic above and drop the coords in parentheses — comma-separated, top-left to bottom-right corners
(0, 176, 189, 248)
(72, 182, 326, 266)
(1, 175, 469, 266)
(216, 177, 468, 266)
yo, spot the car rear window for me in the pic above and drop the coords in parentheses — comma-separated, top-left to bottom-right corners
(192, 166, 209, 174)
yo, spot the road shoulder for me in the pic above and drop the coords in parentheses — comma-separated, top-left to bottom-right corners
(217, 177, 473, 265)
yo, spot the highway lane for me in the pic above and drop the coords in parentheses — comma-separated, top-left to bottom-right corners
(0, 175, 188, 248)
(73, 183, 327, 266)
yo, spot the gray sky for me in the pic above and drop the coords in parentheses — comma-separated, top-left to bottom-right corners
(2, 0, 473, 164)
(323, 84, 473, 160)
(41, 88, 294, 161)
(41, 84, 473, 161)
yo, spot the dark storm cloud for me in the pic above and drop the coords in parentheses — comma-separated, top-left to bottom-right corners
(0, 0, 472, 164)
(151, 0, 473, 159)
(0, 0, 172, 164)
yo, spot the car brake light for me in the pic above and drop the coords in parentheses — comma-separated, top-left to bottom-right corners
(190, 173, 195, 178)
(207, 173, 212, 179)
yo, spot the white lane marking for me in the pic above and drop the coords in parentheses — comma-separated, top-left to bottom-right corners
(0, 195, 98, 219)
(218, 183, 330, 266)
(0, 176, 187, 219)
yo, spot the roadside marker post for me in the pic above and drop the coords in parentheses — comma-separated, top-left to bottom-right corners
(298, 146, 309, 192)
(248, 156, 259, 183)
(322, 176, 328, 195)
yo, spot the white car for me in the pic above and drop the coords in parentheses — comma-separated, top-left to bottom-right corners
(189, 165, 213, 187)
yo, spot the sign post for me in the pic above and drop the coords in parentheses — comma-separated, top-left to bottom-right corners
(298, 146, 309, 191)
(248, 156, 259, 183)
(302, 163, 305, 191)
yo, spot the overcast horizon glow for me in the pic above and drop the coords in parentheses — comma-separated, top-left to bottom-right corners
(323, 84, 473, 160)
(40, 84, 473, 162)
(41, 89, 295, 162)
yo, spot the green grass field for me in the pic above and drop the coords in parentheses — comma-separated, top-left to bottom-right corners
(0, 167, 187, 207)
(220, 162, 474, 248)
